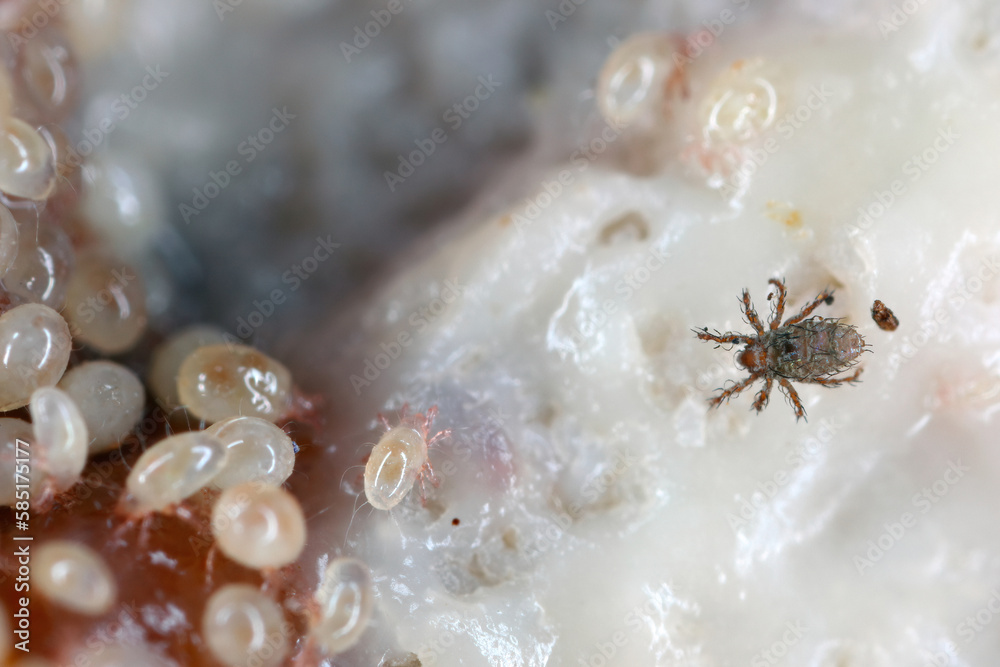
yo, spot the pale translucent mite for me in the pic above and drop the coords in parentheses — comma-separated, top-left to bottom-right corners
(202, 584, 290, 667)
(29, 386, 88, 496)
(33, 540, 117, 616)
(117, 431, 228, 545)
(310, 557, 375, 655)
(211, 482, 306, 571)
(364, 404, 450, 511)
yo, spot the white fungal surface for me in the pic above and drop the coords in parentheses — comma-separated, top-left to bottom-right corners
(32, 540, 116, 616)
(294, 3, 1000, 665)
(202, 584, 289, 667)
(124, 431, 227, 513)
(204, 415, 296, 489)
(211, 482, 306, 570)
(57, 360, 145, 454)
(311, 557, 375, 656)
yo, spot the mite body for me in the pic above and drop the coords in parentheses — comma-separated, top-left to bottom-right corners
(695, 278, 867, 421)
(364, 404, 449, 511)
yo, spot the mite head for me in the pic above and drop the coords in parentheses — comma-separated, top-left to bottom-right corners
(736, 340, 767, 373)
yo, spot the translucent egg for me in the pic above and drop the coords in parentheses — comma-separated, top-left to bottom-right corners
(0, 303, 72, 411)
(211, 482, 306, 570)
(205, 416, 296, 488)
(596, 32, 684, 129)
(0, 117, 56, 200)
(148, 325, 227, 408)
(33, 540, 116, 615)
(364, 426, 427, 511)
(177, 344, 292, 424)
(63, 251, 147, 354)
(700, 59, 781, 144)
(0, 203, 18, 278)
(2, 217, 74, 308)
(202, 584, 290, 667)
(58, 360, 145, 454)
(13, 24, 79, 123)
(125, 432, 227, 513)
(312, 557, 374, 654)
(80, 154, 167, 260)
(0, 418, 36, 506)
(29, 386, 87, 490)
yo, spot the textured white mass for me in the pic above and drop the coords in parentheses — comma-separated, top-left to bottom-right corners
(298, 3, 1000, 665)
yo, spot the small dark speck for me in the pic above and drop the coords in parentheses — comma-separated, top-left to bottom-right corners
(824, 295, 834, 305)
(451, 518, 460, 526)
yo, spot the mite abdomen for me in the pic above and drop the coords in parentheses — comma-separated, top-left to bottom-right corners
(775, 320, 864, 379)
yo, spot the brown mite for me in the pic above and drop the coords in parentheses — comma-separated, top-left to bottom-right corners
(871, 299, 899, 331)
(694, 278, 869, 421)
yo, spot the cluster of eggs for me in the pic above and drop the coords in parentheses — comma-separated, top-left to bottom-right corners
(0, 4, 378, 665)
(595, 31, 785, 190)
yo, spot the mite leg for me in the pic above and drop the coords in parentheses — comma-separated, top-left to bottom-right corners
(778, 378, 807, 421)
(752, 376, 773, 412)
(708, 373, 759, 409)
(377, 412, 391, 432)
(741, 289, 766, 334)
(693, 328, 752, 346)
(427, 428, 452, 448)
(784, 288, 835, 326)
(416, 460, 441, 506)
(805, 367, 863, 386)
(767, 279, 787, 329)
